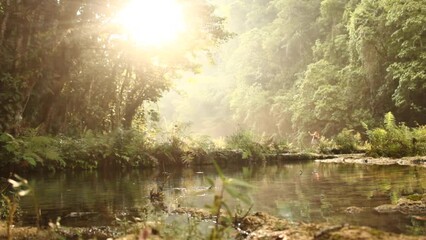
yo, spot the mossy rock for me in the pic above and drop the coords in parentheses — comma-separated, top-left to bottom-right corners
(344, 206, 364, 214)
(406, 193, 423, 201)
(374, 204, 398, 213)
(375, 197, 426, 215)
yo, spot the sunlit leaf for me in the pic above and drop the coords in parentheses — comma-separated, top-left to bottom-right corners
(227, 178, 253, 189)
(8, 179, 21, 188)
(18, 189, 31, 196)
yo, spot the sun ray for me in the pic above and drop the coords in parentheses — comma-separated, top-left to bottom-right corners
(115, 0, 186, 46)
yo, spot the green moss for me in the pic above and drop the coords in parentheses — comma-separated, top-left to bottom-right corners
(406, 194, 423, 201)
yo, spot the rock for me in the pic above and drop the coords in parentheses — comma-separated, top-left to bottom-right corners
(396, 198, 426, 214)
(65, 211, 97, 218)
(316, 155, 426, 168)
(267, 153, 337, 162)
(345, 206, 364, 214)
(412, 215, 426, 221)
(375, 197, 426, 215)
(374, 204, 398, 213)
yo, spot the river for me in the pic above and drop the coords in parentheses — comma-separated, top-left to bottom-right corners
(17, 161, 426, 235)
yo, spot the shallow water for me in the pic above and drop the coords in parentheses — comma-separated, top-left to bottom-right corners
(17, 162, 426, 235)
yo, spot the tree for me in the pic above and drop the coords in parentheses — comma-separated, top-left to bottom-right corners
(0, 0, 230, 134)
(153, 0, 426, 140)
(384, 0, 426, 124)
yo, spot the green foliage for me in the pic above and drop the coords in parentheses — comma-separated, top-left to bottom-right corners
(24, 136, 64, 168)
(317, 136, 336, 154)
(1, 175, 33, 240)
(1, 0, 426, 162)
(108, 129, 152, 167)
(291, 60, 349, 136)
(384, 0, 426, 123)
(208, 161, 253, 239)
(59, 135, 105, 170)
(225, 129, 266, 161)
(412, 126, 426, 155)
(0, 129, 160, 170)
(366, 112, 426, 158)
(0, 74, 23, 133)
(0, 0, 230, 135)
(151, 123, 195, 166)
(334, 128, 362, 153)
(171, 0, 425, 142)
(318, 128, 364, 154)
(0, 133, 64, 169)
(60, 129, 158, 169)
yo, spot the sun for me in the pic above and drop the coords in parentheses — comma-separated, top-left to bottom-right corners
(115, 0, 186, 46)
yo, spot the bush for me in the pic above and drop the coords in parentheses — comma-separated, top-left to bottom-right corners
(412, 126, 426, 155)
(366, 112, 426, 158)
(68, 129, 158, 169)
(317, 136, 336, 154)
(0, 133, 64, 169)
(334, 128, 362, 153)
(59, 134, 105, 169)
(0, 128, 161, 171)
(225, 129, 266, 161)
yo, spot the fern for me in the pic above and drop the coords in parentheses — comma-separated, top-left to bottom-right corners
(19, 135, 65, 167)
(22, 152, 40, 166)
(361, 121, 369, 131)
(334, 128, 362, 153)
(384, 112, 396, 131)
(225, 129, 266, 161)
(367, 112, 426, 157)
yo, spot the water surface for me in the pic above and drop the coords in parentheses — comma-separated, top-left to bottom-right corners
(18, 162, 426, 235)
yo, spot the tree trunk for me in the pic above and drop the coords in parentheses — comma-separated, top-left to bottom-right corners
(122, 97, 145, 129)
(0, 0, 11, 45)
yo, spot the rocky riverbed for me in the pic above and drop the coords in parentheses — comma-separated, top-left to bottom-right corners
(315, 154, 426, 168)
(2, 207, 425, 240)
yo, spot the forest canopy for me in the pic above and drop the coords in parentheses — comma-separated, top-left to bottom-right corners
(0, 0, 229, 134)
(1, 0, 425, 142)
(161, 0, 426, 141)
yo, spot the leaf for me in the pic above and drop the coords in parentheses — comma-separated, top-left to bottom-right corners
(23, 152, 42, 166)
(361, 121, 369, 131)
(0, 133, 14, 142)
(206, 177, 215, 187)
(227, 178, 253, 189)
(13, 174, 28, 184)
(225, 188, 252, 205)
(384, 112, 396, 130)
(8, 179, 21, 188)
(44, 148, 62, 162)
(213, 160, 225, 179)
(18, 189, 31, 196)
(23, 155, 37, 166)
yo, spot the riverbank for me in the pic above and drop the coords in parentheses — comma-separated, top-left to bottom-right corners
(2, 209, 425, 240)
(0, 130, 313, 172)
(316, 154, 426, 168)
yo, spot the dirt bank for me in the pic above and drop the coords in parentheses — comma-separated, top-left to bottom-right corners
(3, 209, 425, 240)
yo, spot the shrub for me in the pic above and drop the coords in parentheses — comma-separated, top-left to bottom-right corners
(59, 134, 105, 169)
(366, 112, 425, 158)
(149, 123, 196, 166)
(317, 136, 336, 154)
(334, 128, 362, 153)
(412, 126, 426, 155)
(0, 133, 64, 169)
(225, 129, 266, 161)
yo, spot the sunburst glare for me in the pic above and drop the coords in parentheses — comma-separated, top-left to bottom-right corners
(115, 0, 186, 46)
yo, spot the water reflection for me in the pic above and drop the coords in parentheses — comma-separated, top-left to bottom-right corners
(18, 162, 426, 235)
